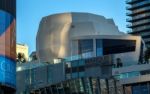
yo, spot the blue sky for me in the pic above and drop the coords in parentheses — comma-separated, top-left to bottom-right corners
(17, 0, 127, 54)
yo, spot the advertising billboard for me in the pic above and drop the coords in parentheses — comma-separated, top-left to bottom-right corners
(0, 0, 16, 89)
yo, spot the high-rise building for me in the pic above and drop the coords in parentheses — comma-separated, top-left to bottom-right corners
(126, 0, 150, 47)
(0, 0, 16, 93)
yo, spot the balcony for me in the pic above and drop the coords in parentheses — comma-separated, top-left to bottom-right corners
(127, 30, 132, 33)
(126, 11, 132, 16)
(120, 74, 150, 84)
(126, 1, 150, 10)
(144, 38, 150, 43)
(133, 25, 150, 32)
(126, 0, 142, 4)
(126, 24, 132, 28)
(126, 17, 132, 22)
(112, 63, 150, 77)
(126, 5, 132, 10)
(127, 6, 150, 16)
(127, 20, 150, 28)
(127, 13, 150, 22)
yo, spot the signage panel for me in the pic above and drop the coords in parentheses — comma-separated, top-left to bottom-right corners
(0, 0, 16, 89)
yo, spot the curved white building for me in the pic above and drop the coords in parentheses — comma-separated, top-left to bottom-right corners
(36, 12, 144, 65)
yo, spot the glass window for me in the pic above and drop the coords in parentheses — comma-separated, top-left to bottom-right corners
(78, 66, 85, 72)
(79, 72, 85, 77)
(116, 81, 123, 94)
(71, 61, 78, 67)
(141, 83, 148, 94)
(100, 79, 108, 94)
(51, 85, 58, 94)
(72, 73, 78, 78)
(128, 72, 140, 78)
(115, 72, 140, 79)
(82, 52, 93, 59)
(66, 73, 71, 80)
(65, 68, 71, 73)
(96, 39, 103, 56)
(63, 82, 71, 94)
(66, 62, 71, 68)
(31, 69, 35, 84)
(78, 59, 85, 66)
(78, 78, 84, 92)
(103, 39, 136, 55)
(57, 84, 64, 94)
(120, 73, 128, 79)
(132, 85, 141, 94)
(71, 67, 78, 73)
(84, 78, 92, 94)
(78, 39, 93, 58)
(92, 78, 99, 94)
(108, 79, 115, 94)
(74, 79, 84, 94)
(69, 80, 77, 93)
(48, 66, 53, 83)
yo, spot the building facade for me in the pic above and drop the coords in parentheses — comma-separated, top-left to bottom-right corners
(114, 1, 150, 93)
(16, 43, 29, 62)
(16, 62, 65, 94)
(29, 51, 38, 62)
(36, 12, 145, 65)
(16, 12, 147, 94)
(16, 55, 123, 94)
(126, 0, 150, 47)
(30, 77, 122, 94)
(36, 12, 124, 63)
(112, 61, 150, 94)
(0, 0, 16, 93)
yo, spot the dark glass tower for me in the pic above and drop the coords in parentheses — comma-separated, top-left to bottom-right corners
(0, 0, 16, 93)
(126, 0, 150, 47)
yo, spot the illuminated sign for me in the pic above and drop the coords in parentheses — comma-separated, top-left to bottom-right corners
(0, 56, 16, 88)
(0, 0, 16, 89)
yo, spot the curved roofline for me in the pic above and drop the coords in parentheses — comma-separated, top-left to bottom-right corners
(43, 12, 107, 20)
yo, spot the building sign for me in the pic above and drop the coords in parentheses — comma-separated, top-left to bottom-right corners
(0, 56, 16, 87)
(0, 0, 16, 89)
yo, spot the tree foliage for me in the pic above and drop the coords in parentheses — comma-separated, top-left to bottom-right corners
(17, 52, 27, 63)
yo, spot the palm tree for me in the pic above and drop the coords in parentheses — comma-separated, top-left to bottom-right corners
(17, 52, 27, 63)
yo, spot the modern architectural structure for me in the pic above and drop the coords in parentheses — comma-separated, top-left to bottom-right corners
(37, 12, 145, 66)
(112, 1, 150, 93)
(30, 77, 122, 94)
(16, 55, 123, 94)
(15, 12, 147, 94)
(126, 0, 150, 47)
(16, 43, 29, 61)
(112, 61, 150, 94)
(0, 0, 16, 93)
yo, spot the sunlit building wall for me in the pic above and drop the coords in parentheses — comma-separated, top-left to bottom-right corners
(16, 43, 29, 61)
(36, 12, 144, 66)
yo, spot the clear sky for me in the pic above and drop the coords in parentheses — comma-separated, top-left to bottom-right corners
(17, 0, 127, 54)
